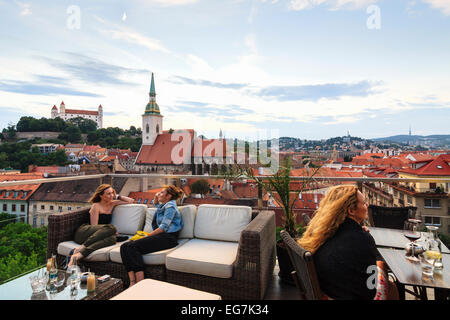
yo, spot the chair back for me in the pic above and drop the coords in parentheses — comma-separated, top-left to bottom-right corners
(301, 212, 311, 226)
(280, 230, 323, 300)
(368, 205, 417, 229)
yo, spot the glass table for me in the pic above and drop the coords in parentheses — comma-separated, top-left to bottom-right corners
(0, 266, 123, 300)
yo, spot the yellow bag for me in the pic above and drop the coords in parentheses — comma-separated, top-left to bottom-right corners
(129, 231, 150, 241)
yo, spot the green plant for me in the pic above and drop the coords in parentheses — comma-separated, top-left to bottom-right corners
(223, 157, 320, 239)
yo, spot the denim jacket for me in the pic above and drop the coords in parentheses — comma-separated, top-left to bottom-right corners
(151, 200, 183, 234)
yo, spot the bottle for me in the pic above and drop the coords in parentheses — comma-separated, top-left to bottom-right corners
(49, 254, 58, 284)
(69, 256, 80, 286)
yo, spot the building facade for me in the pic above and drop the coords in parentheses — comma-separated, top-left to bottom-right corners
(51, 101, 103, 128)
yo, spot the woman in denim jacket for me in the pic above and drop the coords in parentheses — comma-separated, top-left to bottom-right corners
(120, 185, 184, 287)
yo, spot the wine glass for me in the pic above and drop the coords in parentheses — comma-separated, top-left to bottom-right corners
(403, 219, 421, 261)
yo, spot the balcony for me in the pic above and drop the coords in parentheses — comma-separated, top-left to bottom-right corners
(1, 174, 449, 300)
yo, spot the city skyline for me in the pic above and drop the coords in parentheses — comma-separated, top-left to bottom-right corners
(0, 0, 449, 140)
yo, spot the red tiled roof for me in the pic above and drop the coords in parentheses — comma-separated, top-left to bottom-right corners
(266, 192, 324, 210)
(135, 130, 195, 165)
(398, 154, 450, 176)
(0, 173, 43, 200)
(128, 187, 164, 204)
(65, 109, 99, 116)
(192, 138, 227, 158)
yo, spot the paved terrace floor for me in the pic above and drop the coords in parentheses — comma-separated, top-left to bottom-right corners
(263, 260, 434, 300)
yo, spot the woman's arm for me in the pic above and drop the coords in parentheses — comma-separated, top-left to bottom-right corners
(112, 194, 135, 206)
(89, 204, 99, 225)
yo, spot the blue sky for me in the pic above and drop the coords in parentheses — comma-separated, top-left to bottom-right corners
(0, 0, 449, 140)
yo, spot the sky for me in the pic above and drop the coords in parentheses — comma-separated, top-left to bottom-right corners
(0, 0, 449, 140)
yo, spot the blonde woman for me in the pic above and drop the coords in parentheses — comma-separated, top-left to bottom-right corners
(298, 185, 398, 300)
(67, 184, 134, 268)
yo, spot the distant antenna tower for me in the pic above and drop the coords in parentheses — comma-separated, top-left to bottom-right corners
(409, 125, 411, 136)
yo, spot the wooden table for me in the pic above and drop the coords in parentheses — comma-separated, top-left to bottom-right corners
(368, 227, 450, 253)
(377, 248, 450, 300)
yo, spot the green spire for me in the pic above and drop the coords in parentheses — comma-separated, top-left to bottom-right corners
(150, 72, 156, 97)
(144, 72, 161, 115)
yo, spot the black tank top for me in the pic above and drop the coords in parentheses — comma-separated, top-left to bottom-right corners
(97, 213, 112, 225)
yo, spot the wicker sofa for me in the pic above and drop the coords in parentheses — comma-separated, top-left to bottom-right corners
(47, 204, 276, 300)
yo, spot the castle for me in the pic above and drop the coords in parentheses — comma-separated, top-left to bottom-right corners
(51, 101, 103, 128)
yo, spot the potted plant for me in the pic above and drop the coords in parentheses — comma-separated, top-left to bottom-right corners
(223, 158, 320, 284)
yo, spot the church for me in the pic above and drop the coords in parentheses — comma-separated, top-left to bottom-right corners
(134, 73, 228, 175)
(51, 101, 103, 128)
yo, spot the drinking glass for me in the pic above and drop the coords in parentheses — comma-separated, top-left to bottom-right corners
(419, 250, 441, 278)
(403, 219, 421, 261)
(425, 226, 443, 270)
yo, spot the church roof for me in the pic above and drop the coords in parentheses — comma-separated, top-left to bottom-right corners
(135, 129, 195, 165)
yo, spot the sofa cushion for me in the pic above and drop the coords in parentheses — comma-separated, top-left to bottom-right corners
(165, 239, 239, 278)
(178, 205, 197, 239)
(111, 204, 147, 235)
(142, 205, 197, 239)
(194, 204, 252, 242)
(110, 279, 221, 300)
(57, 240, 120, 262)
(109, 239, 189, 265)
(143, 208, 156, 233)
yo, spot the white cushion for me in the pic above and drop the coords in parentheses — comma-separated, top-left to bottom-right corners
(57, 240, 120, 262)
(110, 279, 221, 300)
(143, 208, 157, 233)
(194, 204, 251, 242)
(109, 239, 189, 265)
(178, 205, 197, 239)
(111, 204, 147, 235)
(166, 239, 239, 278)
(142, 205, 197, 239)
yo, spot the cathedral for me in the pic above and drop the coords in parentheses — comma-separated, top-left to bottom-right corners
(134, 73, 228, 175)
(51, 101, 103, 128)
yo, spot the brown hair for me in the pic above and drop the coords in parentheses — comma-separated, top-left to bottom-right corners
(164, 185, 184, 201)
(297, 185, 359, 254)
(88, 184, 113, 203)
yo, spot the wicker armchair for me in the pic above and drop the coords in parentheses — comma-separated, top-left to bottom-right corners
(47, 208, 276, 299)
(280, 230, 322, 300)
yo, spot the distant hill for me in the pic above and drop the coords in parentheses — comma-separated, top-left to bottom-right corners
(373, 134, 450, 147)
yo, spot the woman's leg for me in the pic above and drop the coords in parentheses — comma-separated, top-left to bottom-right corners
(120, 233, 178, 278)
(375, 260, 399, 300)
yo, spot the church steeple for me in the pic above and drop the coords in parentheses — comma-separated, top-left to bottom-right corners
(144, 73, 161, 115)
(142, 72, 163, 146)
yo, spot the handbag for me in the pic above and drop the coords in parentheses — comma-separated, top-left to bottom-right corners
(129, 231, 151, 241)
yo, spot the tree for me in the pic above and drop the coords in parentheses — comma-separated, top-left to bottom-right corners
(0, 222, 47, 283)
(191, 179, 210, 196)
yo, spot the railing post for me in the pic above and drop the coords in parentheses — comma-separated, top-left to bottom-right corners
(140, 176, 148, 192)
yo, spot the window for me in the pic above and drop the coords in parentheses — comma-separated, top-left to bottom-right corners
(429, 182, 437, 189)
(424, 216, 441, 226)
(424, 198, 440, 208)
(12, 204, 16, 212)
(13, 191, 18, 198)
(20, 205, 25, 212)
(143, 199, 148, 204)
(407, 195, 413, 204)
(40, 205, 45, 210)
(50, 205, 54, 211)
(2, 204, 7, 211)
(67, 207, 72, 211)
(137, 198, 142, 204)
(58, 206, 63, 212)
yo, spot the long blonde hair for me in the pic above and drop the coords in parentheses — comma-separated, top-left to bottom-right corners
(88, 184, 113, 203)
(297, 185, 359, 254)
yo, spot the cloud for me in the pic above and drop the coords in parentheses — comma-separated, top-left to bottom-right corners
(255, 80, 381, 101)
(40, 52, 148, 86)
(288, 0, 379, 11)
(106, 29, 171, 54)
(15, 1, 31, 16)
(169, 75, 248, 89)
(0, 79, 102, 97)
(136, 0, 199, 6)
(422, 0, 450, 15)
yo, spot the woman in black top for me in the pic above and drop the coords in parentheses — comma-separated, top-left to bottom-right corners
(298, 185, 398, 300)
(67, 184, 134, 267)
